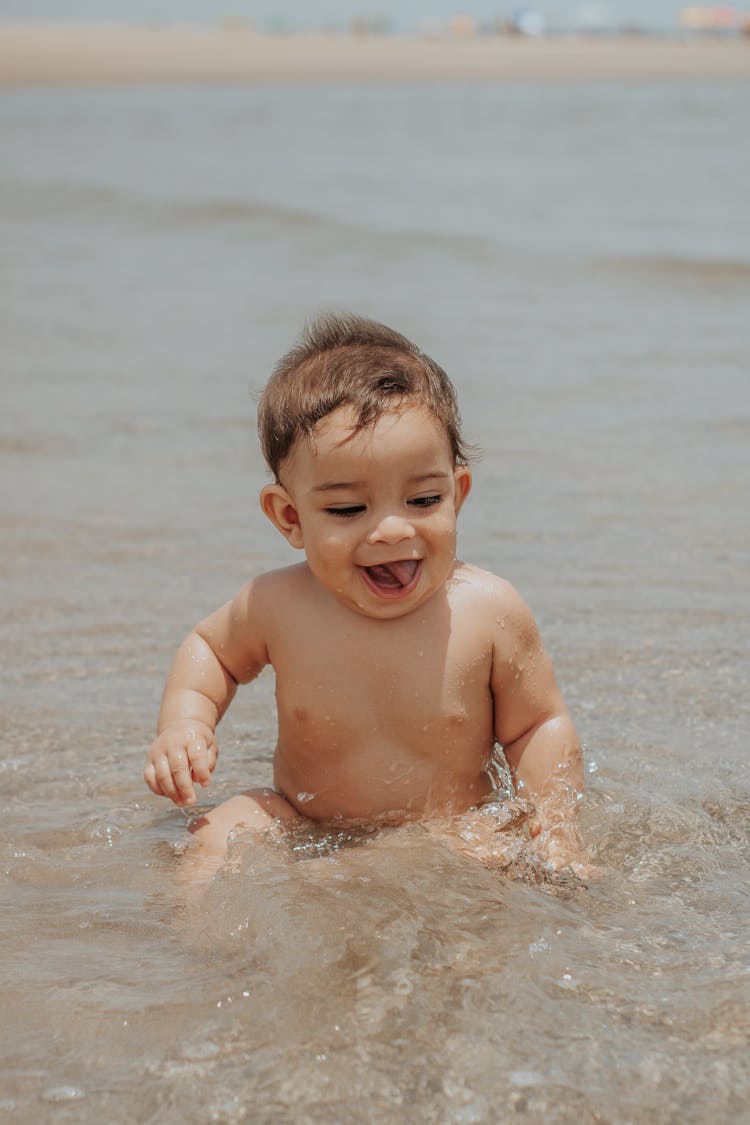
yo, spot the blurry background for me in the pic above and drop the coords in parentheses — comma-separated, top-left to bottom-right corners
(0, 0, 743, 33)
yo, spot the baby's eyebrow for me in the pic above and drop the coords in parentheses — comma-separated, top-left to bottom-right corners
(407, 471, 452, 485)
(312, 471, 451, 493)
(311, 480, 365, 493)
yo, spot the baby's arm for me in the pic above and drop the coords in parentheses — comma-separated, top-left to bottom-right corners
(491, 586, 587, 874)
(144, 581, 269, 807)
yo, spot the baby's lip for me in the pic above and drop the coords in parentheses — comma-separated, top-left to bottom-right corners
(360, 558, 421, 593)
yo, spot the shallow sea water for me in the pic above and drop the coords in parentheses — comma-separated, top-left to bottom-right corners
(1, 82, 749, 1122)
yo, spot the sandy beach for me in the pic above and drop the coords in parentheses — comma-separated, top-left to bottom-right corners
(0, 23, 748, 87)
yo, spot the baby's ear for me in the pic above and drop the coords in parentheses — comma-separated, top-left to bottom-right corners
(260, 484, 304, 549)
(453, 467, 472, 514)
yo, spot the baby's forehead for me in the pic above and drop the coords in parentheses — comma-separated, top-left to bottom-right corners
(280, 402, 454, 476)
(313, 402, 448, 448)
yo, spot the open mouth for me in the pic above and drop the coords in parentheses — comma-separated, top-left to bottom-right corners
(360, 559, 421, 597)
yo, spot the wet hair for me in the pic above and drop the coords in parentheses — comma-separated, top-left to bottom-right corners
(258, 312, 473, 480)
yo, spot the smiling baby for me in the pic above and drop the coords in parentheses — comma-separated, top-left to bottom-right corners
(144, 314, 587, 874)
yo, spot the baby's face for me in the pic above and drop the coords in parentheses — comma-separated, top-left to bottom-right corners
(267, 404, 471, 619)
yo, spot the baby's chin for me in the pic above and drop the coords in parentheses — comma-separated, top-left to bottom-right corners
(348, 584, 447, 621)
(312, 564, 453, 620)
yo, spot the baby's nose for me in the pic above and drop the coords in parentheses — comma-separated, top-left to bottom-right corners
(367, 514, 416, 545)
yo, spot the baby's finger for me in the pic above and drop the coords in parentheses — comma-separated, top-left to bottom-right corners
(168, 750, 197, 805)
(144, 760, 161, 797)
(186, 737, 211, 788)
(152, 754, 179, 802)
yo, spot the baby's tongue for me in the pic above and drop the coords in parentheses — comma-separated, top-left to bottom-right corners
(367, 560, 418, 588)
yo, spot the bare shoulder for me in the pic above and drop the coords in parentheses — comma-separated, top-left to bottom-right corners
(453, 562, 543, 647)
(249, 562, 311, 597)
(195, 564, 310, 681)
(231, 563, 311, 622)
(453, 563, 533, 614)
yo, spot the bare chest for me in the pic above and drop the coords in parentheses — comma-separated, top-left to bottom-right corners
(270, 612, 493, 747)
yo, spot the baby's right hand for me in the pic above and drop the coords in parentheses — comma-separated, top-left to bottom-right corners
(144, 723, 218, 807)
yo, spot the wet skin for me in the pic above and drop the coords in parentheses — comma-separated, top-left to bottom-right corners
(145, 406, 584, 869)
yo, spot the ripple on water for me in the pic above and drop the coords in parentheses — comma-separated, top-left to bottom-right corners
(41, 1085, 84, 1103)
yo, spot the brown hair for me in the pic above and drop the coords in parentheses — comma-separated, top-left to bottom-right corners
(258, 312, 472, 480)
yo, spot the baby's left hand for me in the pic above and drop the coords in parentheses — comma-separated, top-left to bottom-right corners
(530, 818, 598, 881)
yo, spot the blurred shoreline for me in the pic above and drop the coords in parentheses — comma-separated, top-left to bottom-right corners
(1, 23, 748, 87)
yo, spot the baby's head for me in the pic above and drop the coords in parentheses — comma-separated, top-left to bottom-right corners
(258, 313, 471, 482)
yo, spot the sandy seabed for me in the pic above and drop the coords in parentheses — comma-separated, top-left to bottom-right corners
(0, 23, 748, 87)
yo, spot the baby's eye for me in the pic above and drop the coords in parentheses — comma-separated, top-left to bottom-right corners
(409, 494, 442, 508)
(325, 505, 366, 518)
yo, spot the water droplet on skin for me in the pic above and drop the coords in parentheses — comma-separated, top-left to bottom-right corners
(297, 792, 315, 803)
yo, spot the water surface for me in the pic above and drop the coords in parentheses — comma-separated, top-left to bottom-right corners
(1, 83, 748, 1122)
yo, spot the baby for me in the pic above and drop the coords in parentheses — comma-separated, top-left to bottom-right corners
(145, 314, 586, 874)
